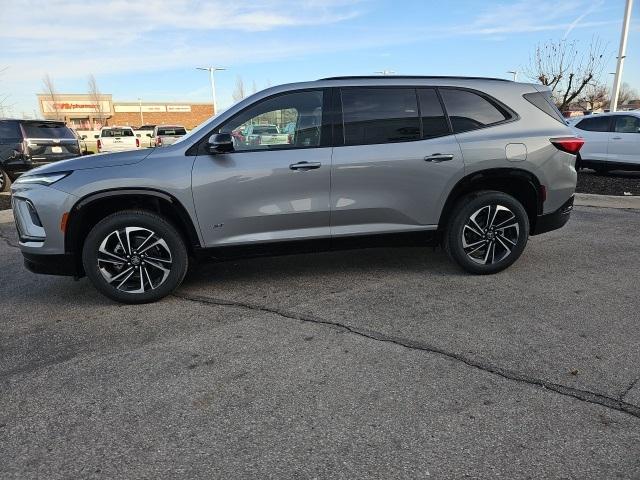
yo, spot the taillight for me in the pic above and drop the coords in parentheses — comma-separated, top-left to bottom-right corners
(157, 137, 162, 146)
(287, 134, 293, 144)
(550, 137, 584, 155)
(97, 139, 102, 151)
(136, 138, 140, 148)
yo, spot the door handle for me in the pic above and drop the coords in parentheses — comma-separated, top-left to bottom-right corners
(611, 136, 622, 140)
(290, 161, 321, 171)
(424, 153, 454, 162)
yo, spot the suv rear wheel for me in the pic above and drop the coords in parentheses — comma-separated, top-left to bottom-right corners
(0, 169, 8, 192)
(82, 210, 188, 303)
(444, 191, 529, 274)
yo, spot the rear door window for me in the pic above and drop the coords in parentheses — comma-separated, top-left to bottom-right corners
(21, 122, 75, 139)
(341, 88, 420, 146)
(417, 88, 450, 138)
(575, 116, 611, 132)
(439, 89, 509, 133)
(613, 115, 640, 133)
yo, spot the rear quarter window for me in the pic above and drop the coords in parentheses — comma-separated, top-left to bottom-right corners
(523, 91, 565, 124)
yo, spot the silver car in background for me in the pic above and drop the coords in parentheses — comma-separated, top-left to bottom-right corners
(11, 76, 582, 303)
(152, 125, 187, 147)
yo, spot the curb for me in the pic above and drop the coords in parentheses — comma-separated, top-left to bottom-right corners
(574, 193, 640, 210)
(0, 193, 638, 224)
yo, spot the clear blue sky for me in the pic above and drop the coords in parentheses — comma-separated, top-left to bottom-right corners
(0, 0, 638, 117)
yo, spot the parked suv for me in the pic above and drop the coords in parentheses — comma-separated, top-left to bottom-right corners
(570, 111, 640, 173)
(152, 125, 187, 147)
(11, 76, 581, 303)
(0, 119, 80, 191)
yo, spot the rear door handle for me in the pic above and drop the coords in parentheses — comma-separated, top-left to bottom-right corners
(611, 136, 622, 140)
(290, 161, 321, 171)
(424, 153, 454, 162)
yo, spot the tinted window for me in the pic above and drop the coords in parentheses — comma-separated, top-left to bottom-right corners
(341, 88, 420, 145)
(221, 90, 324, 151)
(523, 91, 565, 123)
(157, 127, 187, 136)
(0, 121, 21, 140)
(417, 89, 450, 138)
(21, 122, 75, 139)
(613, 115, 640, 133)
(440, 89, 508, 133)
(101, 128, 134, 137)
(575, 116, 610, 132)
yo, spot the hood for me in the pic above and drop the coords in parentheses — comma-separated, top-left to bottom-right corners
(24, 148, 155, 176)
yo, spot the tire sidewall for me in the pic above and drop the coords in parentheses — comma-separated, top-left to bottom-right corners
(82, 211, 188, 303)
(446, 191, 529, 275)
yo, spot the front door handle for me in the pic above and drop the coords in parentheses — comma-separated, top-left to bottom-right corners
(611, 136, 622, 140)
(424, 153, 454, 162)
(290, 161, 321, 171)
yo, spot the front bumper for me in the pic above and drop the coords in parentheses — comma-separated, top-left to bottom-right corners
(531, 196, 574, 235)
(23, 252, 80, 276)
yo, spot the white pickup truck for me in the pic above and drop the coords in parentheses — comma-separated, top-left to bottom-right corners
(97, 127, 140, 153)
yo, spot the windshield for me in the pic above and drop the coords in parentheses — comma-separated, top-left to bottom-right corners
(22, 122, 75, 139)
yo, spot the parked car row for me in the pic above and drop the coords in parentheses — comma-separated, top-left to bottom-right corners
(0, 120, 187, 190)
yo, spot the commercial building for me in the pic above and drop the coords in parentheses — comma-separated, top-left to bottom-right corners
(37, 94, 214, 130)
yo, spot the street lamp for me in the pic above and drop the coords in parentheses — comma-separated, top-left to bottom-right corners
(507, 70, 518, 81)
(610, 0, 634, 112)
(137, 97, 144, 126)
(197, 66, 226, 114)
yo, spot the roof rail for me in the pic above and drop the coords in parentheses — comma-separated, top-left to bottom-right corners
(319, 75, 511, 82)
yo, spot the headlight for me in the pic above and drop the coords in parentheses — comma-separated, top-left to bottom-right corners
(14, 171, 71, 186)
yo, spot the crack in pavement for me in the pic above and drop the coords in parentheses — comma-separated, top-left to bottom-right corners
(173, 290, 640, 420)
(621, 376, 640, 402)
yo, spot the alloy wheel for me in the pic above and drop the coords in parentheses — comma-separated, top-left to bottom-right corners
(97, 226, 173, 293)
(461, 204, 519, 265)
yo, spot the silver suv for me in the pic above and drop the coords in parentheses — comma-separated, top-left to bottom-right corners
(11, 76, 582, 303)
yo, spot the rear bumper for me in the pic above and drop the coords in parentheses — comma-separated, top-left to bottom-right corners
(531, 196, 573, 235)
(23, 252, 80, 277)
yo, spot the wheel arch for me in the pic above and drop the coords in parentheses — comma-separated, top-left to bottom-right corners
(438, 168, 542, 233)
(65, 189, 201, 266)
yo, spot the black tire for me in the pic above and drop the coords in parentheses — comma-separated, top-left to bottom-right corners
(82, 210, 188, 303)
(444, 191, 529, 275)
(593, 167, 610, 175)
(0, 169, 8, 193)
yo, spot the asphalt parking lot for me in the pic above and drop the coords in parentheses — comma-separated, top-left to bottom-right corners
(1, 205, 640, 479)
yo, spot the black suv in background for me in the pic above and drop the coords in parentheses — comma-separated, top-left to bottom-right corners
(0, 119, 81, 191)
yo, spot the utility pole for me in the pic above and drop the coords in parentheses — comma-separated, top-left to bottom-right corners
(197, 66, 225, 114)
(507, 70, 518, 81)
(138, 97, 144, 125)
(611, 0, 634, 112)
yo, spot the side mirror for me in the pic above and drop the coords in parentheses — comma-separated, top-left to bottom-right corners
(81, 135, 87, 140)
(94, 135, 99, 139)
(206, 133, 234, 154)
(146, 133, 152, 137)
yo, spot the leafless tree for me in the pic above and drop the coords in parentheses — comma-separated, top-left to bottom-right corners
(252, 80, 258, 95)
(578, 82, 609, 111)
(42, 73, 60, 120)
(87, 74, 106, 128)
(525, 37, 608, 111)
(0, 66, 11, 117)
(617, 82, 638, 107)
(232, 75, 246, 103)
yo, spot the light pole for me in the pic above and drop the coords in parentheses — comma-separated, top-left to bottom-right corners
(375, 69, 396, 76)
(610, 0, 634, 112)
(137, 97, 144, 126)
(197, 66, 225, 114)
(507, 70, 518, 81)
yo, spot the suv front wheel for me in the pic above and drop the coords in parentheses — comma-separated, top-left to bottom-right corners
(82, 210, 188, 303)
(444, 191, 529, 274)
